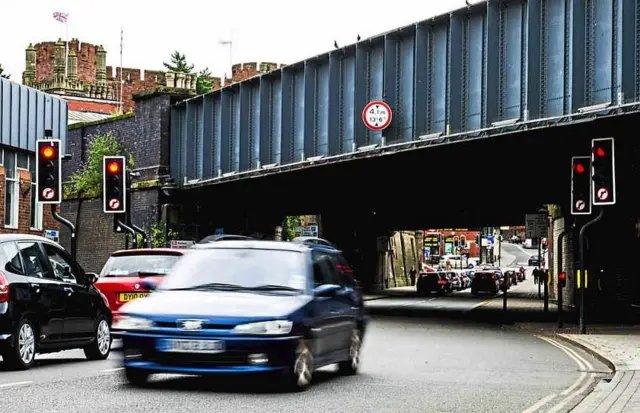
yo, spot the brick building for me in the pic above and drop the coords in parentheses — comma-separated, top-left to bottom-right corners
(22, 39, 286, 120)
(0, 78, 66, 237)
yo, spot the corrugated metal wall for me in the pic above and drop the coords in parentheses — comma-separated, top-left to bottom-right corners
(171, 0, 639, 185)
(0, 78, 68, 154)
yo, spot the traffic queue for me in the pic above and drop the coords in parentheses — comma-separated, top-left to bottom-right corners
(0, 233, 367, 392)
(416, 265, 526, 296)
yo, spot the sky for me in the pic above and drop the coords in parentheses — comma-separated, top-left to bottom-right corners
(0, 0, 469, 82)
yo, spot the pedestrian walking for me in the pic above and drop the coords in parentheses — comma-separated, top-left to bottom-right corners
(533, 267, 539, 285)
(409, 266, 417, 286)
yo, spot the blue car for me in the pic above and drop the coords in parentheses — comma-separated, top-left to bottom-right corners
(113, 239, 367, 391)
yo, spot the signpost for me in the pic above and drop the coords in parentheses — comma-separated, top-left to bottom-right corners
(362, 100, 392, 131)
(525, 214, 549, 239)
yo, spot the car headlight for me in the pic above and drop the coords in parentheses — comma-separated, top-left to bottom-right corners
(112, 315, 153, 331)
(233, 320, 293, 335)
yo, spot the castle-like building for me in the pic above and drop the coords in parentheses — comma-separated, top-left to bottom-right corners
(22, 39, 286, 124)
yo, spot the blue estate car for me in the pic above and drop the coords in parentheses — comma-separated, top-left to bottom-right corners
(113, 239, 367, 391)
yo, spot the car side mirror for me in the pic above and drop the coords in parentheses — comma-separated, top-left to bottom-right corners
(141, 279, 158, 291)
(86, 272, 99, 284)
(314, 284, 341, 297)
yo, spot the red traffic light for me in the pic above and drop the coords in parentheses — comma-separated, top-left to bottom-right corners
(593, 147, 605, 157)
(573, 163, 585, 173)
(107, 161, 120, 174)
(40, 146, 56, 159)
(559, 272, 566, 280)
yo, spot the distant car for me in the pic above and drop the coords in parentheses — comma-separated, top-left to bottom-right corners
(0, 235, 111, 370)
(528, 256, 544, 266)
(114, 240, 367, 391)
(95, 248, 186, 323)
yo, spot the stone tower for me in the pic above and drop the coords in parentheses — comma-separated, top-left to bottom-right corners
(95, 45, 107, 87)
(53, 39, 65, 84)
(23, 44, 36, 86)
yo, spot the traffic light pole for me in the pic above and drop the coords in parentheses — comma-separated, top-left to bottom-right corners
(578, 207, 605, 334)
(51, 205, 76, 260)
(117, 219, 138, 249)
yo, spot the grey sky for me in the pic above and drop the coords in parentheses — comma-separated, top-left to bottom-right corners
(0, 0, 466, 82)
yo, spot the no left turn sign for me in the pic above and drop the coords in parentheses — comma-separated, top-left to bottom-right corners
(41, 188, 55, 200)
(362, 101, 392, 131)
(109, 198, 121, 210)
(596, 187, 609, 201)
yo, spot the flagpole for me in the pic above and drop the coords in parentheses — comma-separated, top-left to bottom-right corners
(120, 26, 124, 114)
(65, 18, 69, 78)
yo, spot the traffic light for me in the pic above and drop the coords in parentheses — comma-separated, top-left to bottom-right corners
(453, 236, 459, 247)
(103, 156, 126, 213)
(558, 272, 566, 288)
(475, 234, 480, 244)
(591, 137, 616, 205)
(460, 235, 466, 248)
(36, 139, 62, 204)
(570, 156, 592, 215)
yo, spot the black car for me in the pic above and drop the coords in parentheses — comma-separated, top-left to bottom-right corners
(471, 270, 500, 295)
(417, 272, 448, 295)
(0, 235, 112, 370)
(528, 256, 544, 266)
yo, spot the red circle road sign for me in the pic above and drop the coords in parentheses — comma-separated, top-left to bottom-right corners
(108, 198, 121, 210)
(41, 188, 55, 200)
(596, 187, 609, 201)
(362, 101, 392, 131)
(575, 200, 585, 211)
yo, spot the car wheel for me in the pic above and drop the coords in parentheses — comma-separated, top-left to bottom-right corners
(338, 328, 362, 375)
(84, 315, 111, 360)
(124, 367, 150, 386)
(3, 317, 37, 370)
(284, 340, 314, 392)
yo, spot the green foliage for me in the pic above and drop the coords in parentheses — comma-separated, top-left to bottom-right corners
(0, 64, 9, 79)
(65, 132, 133, 199)
(281, 216, 304, 241)
(163, 51, 194, 73)
(150, 221, 179, 248)
(196, 67, 215, 94)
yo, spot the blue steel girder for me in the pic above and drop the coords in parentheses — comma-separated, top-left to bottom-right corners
(171, 0, 640, 186)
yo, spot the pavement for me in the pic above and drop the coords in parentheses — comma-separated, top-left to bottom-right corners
(0, 243, 630, 412)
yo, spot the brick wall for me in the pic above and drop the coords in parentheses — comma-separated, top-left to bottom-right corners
(106, 67, 166, 113)
(60, 189, 159, 273)
(60, 92, 179, 271)
(67, 99, 119, 114)
(0, 166, 59, 235)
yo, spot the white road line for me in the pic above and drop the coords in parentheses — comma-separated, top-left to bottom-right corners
(100, 367, 124, 373)
(521, 394, 557, 413)
(537, 336, 598, 413)
(0, 381, 33, 388)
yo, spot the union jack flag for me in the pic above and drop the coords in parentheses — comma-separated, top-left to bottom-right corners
(53, 12, 68, 23)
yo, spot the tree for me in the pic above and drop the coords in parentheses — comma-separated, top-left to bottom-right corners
(196, 67, 215, 95)
(65, 131, 134, 199)
(163, 51, 194, 74)
(281, 216, 304, 241)
(0, 64, 9, 79)
(150, 221, 179, 247)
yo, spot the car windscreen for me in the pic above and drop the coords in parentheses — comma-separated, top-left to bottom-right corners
(158, 248, 307, 293)
(100, 254, 182, 277)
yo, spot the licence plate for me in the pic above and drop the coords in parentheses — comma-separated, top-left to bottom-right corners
(119, 292, 149, 302)
(156, 338, 225, 354)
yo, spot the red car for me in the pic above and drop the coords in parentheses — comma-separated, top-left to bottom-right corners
(95, 248, 186, 322)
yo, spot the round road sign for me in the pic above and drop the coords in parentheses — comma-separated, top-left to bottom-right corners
(41, 188, 55, 200)
(575, 200, 585, 211)
(108, 198, 121, 210)
(596, 187, 609, 201)
(362, 100, 392, 131)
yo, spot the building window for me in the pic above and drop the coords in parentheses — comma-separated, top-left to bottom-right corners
(29, 155, 43, 230)
(4, 151, 18, 228)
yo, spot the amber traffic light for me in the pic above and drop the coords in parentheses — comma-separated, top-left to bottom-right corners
(36, 139, 62, 204)
(103, 156, 126, 213)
